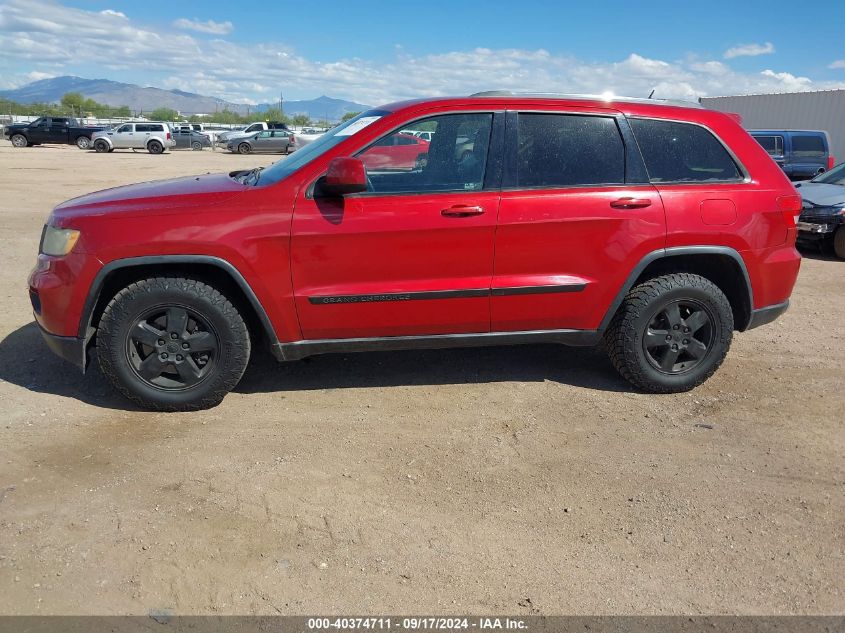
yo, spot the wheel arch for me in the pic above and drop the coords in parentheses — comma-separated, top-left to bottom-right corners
(599, 246, 754, 334)
(80, 256, 282, 359)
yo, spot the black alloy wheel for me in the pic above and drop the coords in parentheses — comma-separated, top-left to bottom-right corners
(126, 305, 219, 391)
(642, 299, 714, 374)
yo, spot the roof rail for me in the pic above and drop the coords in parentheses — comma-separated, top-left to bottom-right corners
(467, 90, 704, 109)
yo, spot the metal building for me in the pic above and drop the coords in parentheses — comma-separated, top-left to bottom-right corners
(700, 89, 845, 165)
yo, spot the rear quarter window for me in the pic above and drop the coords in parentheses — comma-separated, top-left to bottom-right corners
(630, 119, 742, 183)
(791, 135, 826, 157)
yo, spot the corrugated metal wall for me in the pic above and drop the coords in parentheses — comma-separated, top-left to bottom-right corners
(701, 90, 845, 167)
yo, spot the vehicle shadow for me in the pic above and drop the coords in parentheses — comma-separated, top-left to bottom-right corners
(0, 322, 634, 410)
(797, 244, 840, 262)
(236, 341, 633, 395)
(0, 322, 136, 410)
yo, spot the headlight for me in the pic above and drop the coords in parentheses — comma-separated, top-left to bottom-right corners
(40, 226, 81, 256)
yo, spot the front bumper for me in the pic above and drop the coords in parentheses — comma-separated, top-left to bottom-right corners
(797, 221, 836, 234)
(35, 319, 86, 370)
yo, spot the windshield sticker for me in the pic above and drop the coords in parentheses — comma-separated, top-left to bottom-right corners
(335, 116, 382, 136)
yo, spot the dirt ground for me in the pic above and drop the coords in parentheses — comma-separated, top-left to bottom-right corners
(0, 143, 842, 616)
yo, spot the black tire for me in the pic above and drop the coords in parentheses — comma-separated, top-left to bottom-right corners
(94, 139, 109, 153)
(833, 226, 845, 260)
(96, 277, 251, 411)
(148, 140, 164, 154)
(75, 136, 91, 150)
(604, 273, 733, 393)
(238, 143, 251, 155)
(10, 134, 28, 148)
(191, 141, 203, 151)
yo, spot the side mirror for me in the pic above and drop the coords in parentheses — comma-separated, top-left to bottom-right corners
(322, 157, 368, 195)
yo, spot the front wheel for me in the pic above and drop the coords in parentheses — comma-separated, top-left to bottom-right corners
(148, 140, 164, 154)
(96, 277, 251, 411)
(238, 143, 251, 155)
(10, 134, 28, 148)
(75, 136, 91, 150)
(833, 226, 845, 260)
(93, 139, 110, 153)
(604, 273, 733, 393)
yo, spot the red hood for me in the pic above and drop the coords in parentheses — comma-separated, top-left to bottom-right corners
(51, 173, 248, 224)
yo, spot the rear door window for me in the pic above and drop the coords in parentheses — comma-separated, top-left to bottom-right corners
(516, 113, 625, 187)
(791, 135, 825, 157)
(629, 119, 742, 183)
(754, 135, 784, 156)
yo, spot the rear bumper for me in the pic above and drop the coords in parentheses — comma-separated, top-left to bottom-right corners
(36, 318, 86, 370)
(745, 300, 789, 330)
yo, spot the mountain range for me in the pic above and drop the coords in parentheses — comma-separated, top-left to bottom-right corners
(0, 76, 371, 121)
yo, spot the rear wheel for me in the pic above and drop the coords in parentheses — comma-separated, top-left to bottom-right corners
(10, 134, 28, 148)
(604, 273, 733, 393)
(238, 143, 251, 155)
(833, 226, 845, 260)
(96, 277, 251, 411)
(148, 140, 164, 154)
(75, 136, 90, 150)
(94, 139, 110, 153)
(191, 141, 203, 151)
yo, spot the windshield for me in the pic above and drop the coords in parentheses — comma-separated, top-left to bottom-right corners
(811, 163, 845, 185)
(257, 110, 390, 186)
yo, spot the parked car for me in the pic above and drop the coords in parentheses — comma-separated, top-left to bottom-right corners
(794, 162, 845, 258)
(3, 117, 107, 149)
(414, 130, 435, 141)
(216, 121, 291, 146)
(227, 129, 296, 154)
(90, 122, 176, 154)
(749, 130, 835, 180)
(359, 132, 429, 170)
(29, 92, 801, 410)
(172, 128, 213, 151)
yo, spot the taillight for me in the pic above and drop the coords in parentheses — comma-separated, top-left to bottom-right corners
(290, 135, 296, 145)
(777, 194, 802, 227)
(166, 132, 171, 140)
(828, 155, 836, 171)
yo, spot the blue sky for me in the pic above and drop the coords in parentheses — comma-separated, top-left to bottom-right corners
(2, 0, 844, 105)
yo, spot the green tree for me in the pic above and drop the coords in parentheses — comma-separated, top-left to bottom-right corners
(258, 107, 290, 125)
(340, 111, 361, 122)
(60, 92, 85, 114)
(149, 107, 179, 121)
(291, 113, 311, 127)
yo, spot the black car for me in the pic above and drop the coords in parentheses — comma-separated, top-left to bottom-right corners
(794, 162, 845, 259)
(3, 117, 106, 150)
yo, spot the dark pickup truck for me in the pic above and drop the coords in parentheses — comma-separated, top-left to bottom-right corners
(3, 117, 107, 150)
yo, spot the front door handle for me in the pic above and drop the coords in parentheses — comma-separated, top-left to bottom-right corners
(442, 205, 484, 217)
(610, 197, 652, 209)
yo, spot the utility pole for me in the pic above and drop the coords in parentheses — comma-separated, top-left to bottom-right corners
(280, 91, 284, 117)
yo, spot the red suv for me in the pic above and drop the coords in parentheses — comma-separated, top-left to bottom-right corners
(29, 93, 802, 410)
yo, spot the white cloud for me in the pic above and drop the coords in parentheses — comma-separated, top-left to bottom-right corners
(172, 18, 233, 35)
(830, 60, 845, 69)
(100, 9, 126, 19)
(724, 42, 775, 59)
(0, 1, 842, 106)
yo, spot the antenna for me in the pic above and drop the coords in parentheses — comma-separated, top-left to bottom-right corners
(647, 89, 655, 99)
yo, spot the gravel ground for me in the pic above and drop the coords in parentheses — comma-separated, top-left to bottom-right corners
(0, 144, 842, 615)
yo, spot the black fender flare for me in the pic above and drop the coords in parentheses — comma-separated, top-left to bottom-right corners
(78, 255, 282, 357)
(597, 246, 754, 334)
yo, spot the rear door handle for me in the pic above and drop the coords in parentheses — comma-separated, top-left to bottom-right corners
(442, 205, 484, 217)
(610, 197, 652, 209)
